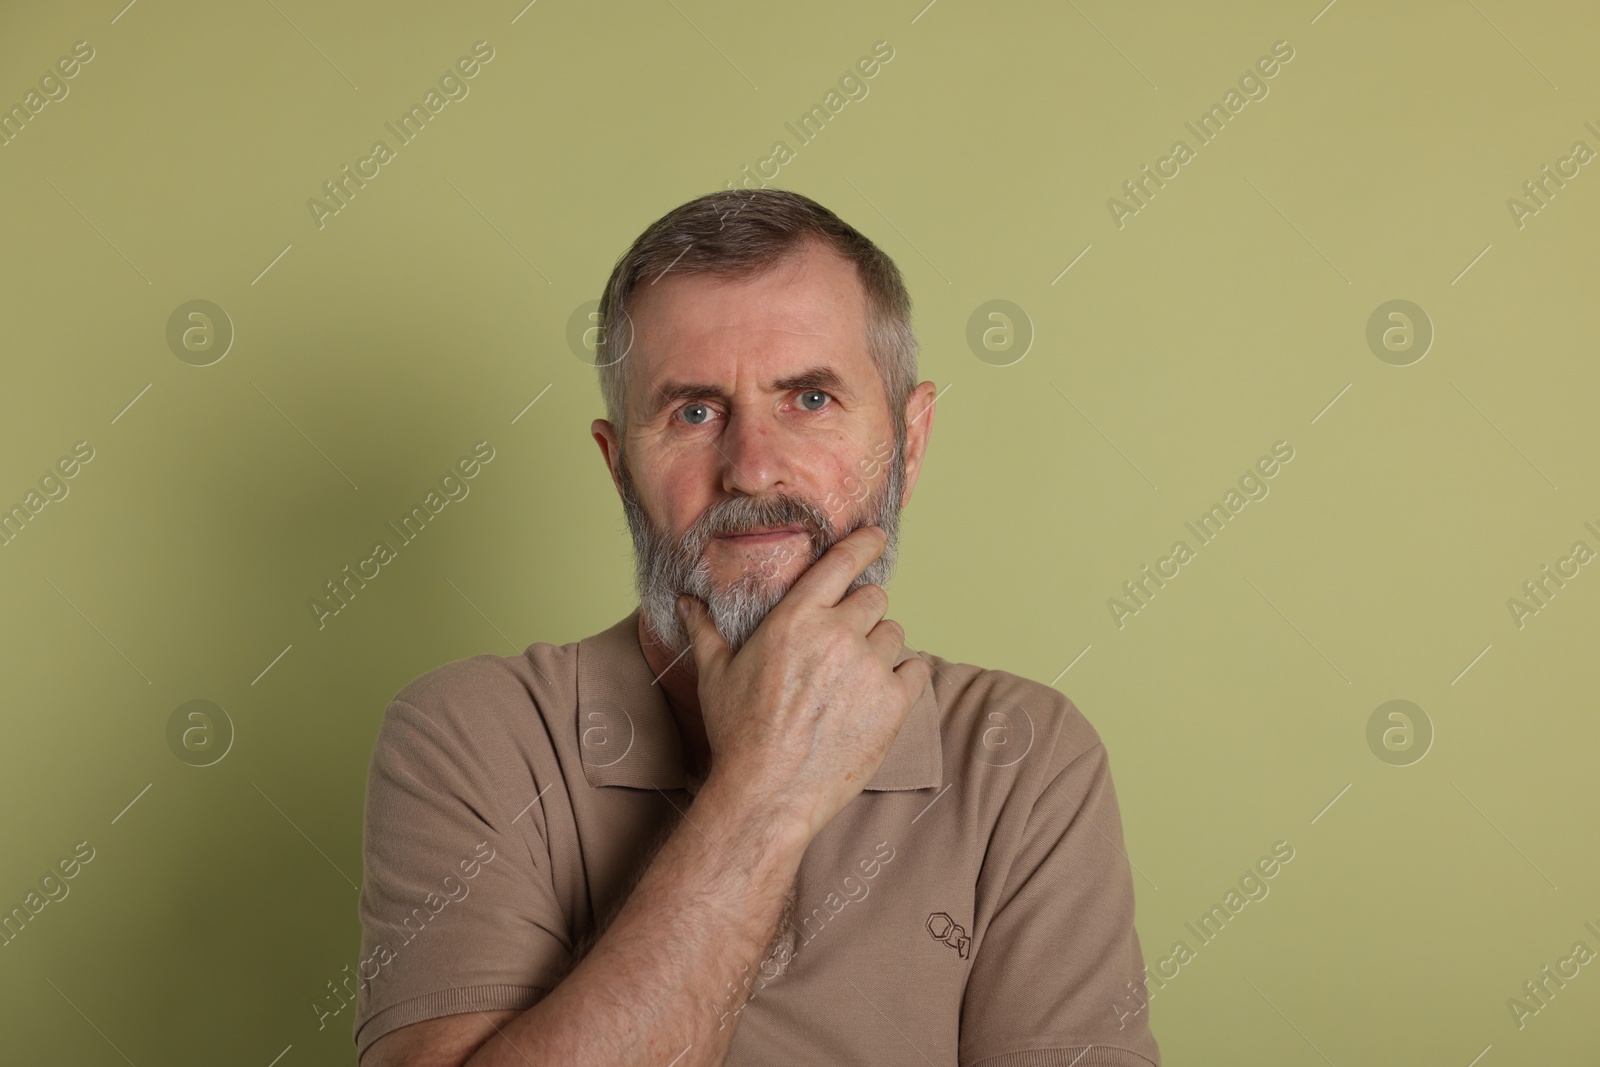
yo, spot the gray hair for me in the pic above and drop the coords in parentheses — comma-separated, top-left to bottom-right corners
(594, 188, 919, 443)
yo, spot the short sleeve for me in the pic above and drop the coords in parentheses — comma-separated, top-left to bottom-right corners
(959, 743, 1161, 1067)
(350, 696, 572, 1058)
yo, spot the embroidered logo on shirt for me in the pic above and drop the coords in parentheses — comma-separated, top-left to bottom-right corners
(926, 912, 971, 958)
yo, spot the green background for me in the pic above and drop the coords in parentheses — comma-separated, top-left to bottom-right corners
(3, 0, 1597, 1062)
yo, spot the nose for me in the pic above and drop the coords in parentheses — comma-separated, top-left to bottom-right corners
(718, 407, 791, 497)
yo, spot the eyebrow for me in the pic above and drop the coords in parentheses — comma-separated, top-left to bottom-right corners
(642, 366, 854, 420)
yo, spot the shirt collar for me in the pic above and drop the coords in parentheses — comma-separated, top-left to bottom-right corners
(576, 608, 942, 793)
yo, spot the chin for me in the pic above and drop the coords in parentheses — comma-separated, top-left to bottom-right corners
(727, 556, 806, 588)
(710, 568, 796, 603)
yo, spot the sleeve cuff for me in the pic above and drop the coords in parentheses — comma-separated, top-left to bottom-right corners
(965, 1045, 1159, 1067)
(354, 982, 548, 1058)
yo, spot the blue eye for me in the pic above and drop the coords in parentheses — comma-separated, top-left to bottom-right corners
(798, 389, 830, 411)
(679, 402, 711, 425)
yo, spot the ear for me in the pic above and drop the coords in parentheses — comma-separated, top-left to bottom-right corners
(591, 418, 625, 499)
(897, 381, 938, 508)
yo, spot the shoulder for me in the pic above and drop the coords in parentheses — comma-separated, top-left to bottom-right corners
(369, 639, 582, 781)
(920, 651, 1108, 782)
(390, 638, 578, 723)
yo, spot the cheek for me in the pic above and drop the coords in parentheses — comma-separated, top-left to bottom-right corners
(822, 448, 885, 516)
(822, 494, 862, 526)
(815, 445, 870, 504)
(637, 452, 715, 534)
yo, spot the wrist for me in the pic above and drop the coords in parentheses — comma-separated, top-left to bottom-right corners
(694, 767, 814, 865)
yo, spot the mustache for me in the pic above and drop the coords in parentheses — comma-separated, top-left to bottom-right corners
(617, 443, 905, 655)
(682, 491, 837, 558)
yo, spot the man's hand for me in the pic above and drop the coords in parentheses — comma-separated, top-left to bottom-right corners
(678, 524, 933, 845)
(365, 526, 927, 1067)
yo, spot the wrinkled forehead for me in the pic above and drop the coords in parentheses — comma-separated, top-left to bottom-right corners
(623, 245, 879, 417)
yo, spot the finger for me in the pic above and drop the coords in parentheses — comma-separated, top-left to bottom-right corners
(863, 615, 905, 664)
(892, 653, 933, 707)
(783, 525, 887, 610)
(837, 581, 890, 636)
(677, 595, 729, 675)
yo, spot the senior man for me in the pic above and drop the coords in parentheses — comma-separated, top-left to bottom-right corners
(352, 189, 1161, 1066)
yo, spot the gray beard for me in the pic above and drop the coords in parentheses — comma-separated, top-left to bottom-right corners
(617, 442, 905, 658)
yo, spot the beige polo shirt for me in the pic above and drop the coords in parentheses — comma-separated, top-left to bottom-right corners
(353, 609, 1161, 1066)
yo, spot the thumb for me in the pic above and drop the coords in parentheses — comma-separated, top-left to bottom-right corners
(677, 595, 729, 673)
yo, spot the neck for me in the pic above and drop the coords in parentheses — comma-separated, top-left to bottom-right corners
(636, 612, 711, 776)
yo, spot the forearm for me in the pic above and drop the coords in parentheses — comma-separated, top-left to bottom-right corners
(463, 774, 807, 1067)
